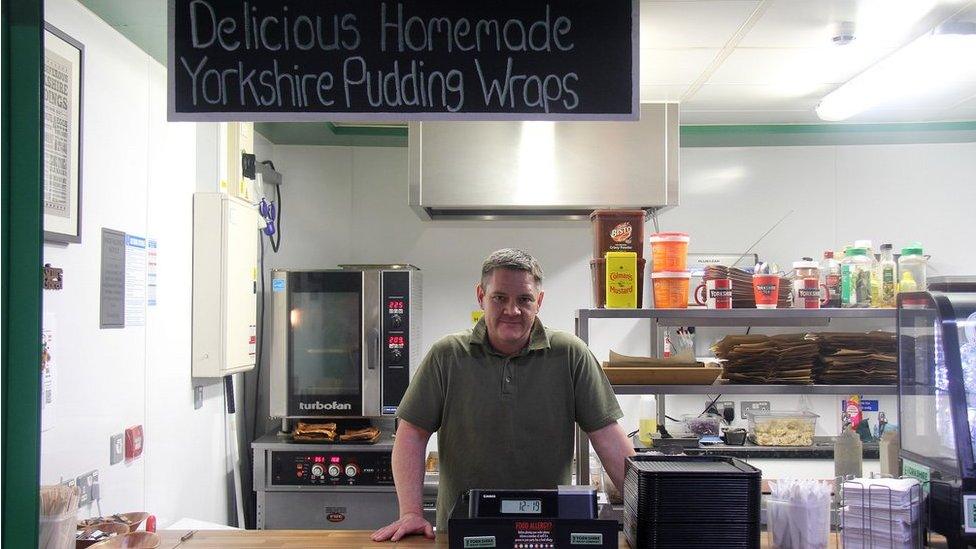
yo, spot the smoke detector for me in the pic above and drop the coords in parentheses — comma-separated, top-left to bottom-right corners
(832, 21, 856, 46)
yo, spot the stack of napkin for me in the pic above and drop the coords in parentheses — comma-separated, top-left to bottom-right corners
(712, 334, 818, 384)
(815, 332, 897, 384)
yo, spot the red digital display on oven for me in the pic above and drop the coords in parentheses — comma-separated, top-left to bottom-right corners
(388, 336, 405, 346)
(388, 300, 404, 310)
(313, 456, 325, 463)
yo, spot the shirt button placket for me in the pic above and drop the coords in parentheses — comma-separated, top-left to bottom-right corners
(502, 359, 514, 395)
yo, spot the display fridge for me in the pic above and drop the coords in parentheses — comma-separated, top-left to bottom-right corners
(898, 284, 976, 547)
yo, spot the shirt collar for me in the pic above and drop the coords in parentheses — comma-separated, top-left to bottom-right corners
(470, 317, 551, 355)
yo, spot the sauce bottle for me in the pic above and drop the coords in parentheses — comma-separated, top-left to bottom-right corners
(821, 250, 841, 308)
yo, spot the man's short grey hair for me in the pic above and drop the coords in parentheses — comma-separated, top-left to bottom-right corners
(481, 248, 545, 288)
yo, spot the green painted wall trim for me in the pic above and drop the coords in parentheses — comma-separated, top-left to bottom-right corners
(257, 120, 976, 148)
(680, 121, 976, 147)
(326, 122, 408, 137)
(2, 0, 44, 546)
(682, 121, 976, 135)
(255, 122, 407, 147)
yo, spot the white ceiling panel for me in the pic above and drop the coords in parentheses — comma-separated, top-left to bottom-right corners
(640, 1, 761, 48)
(737, 0, 858, 48)
(81, 0, 976, 125)
(706, 46, 894, 87)
(679, 109, 822, 124)
(640, 48, 720, 85)
(685, 83, 834, 109)
(870, 83, 976, 112)
(640, 84, 688, 101)
(842, 108, 956, 123)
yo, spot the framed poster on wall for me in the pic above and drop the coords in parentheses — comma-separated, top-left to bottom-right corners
(43, 23, 83, 244)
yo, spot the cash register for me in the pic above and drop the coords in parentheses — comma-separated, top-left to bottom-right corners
(448, 486, 617, 548)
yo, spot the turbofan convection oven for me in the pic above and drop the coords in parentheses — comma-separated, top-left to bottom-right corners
(269, 266, 421, 419)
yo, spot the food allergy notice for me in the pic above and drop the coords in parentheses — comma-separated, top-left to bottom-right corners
(168, 0, 637, 120)
(125, 234, 147, 326)
(99, 230, 149, 328)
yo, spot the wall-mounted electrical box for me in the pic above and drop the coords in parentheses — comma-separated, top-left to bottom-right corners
(192, 193, 259, 377)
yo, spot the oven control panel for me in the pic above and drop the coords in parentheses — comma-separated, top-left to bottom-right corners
(270, 451, 394, 487)
(381, 270, 413, 413)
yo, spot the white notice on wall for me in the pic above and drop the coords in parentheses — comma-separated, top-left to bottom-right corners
(125, 234, 147, 326)
(41, 314, 58, 432)
(147, 238, 158, 307)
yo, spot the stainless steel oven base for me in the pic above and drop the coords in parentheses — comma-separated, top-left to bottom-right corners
(256, 490, 399, 529)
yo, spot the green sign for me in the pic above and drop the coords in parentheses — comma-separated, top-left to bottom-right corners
(902, 459, 931, 494)
(571, 533, 604, 545)
(463, 536, 496, 548)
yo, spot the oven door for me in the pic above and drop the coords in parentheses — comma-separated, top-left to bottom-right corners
(270, 270, 373, 417)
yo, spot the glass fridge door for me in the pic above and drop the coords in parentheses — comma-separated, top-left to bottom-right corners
(899, 291, 976, 479)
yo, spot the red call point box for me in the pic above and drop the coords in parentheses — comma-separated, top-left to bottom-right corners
(125, 425, 144, 460)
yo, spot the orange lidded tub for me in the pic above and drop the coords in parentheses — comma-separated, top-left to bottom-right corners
(651, 271, 690, 309)
(650, 232, 690, 272)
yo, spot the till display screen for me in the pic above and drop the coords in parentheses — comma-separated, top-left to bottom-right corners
(500, 499, 542, 514)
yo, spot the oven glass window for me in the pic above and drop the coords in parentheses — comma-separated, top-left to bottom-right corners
(290, 290, 361, 398)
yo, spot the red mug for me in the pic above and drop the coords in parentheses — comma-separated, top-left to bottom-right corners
(752, 274, 781, 309)
(792, 277, 830, 309)
(695, 278, 732, 309)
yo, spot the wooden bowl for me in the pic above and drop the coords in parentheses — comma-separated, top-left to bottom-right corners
(76, 523, 130, 549)
(87, 532, 160, 549)
(115, 512, 150, 530)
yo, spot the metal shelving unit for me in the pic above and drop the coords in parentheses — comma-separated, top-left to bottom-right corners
(612, 384, 897, 395)
(573, 307, 898, 485)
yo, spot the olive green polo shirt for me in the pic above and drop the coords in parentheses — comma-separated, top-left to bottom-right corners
(396, 318, 623, 530)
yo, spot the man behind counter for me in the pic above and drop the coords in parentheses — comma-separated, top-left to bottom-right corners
(372, 248, 635, 542)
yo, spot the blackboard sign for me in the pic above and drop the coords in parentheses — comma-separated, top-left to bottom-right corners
(167, 0, 637, 121)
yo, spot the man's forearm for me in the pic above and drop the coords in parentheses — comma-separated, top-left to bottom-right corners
(588, 421, 636, 494)
(391, 422, 430, 517)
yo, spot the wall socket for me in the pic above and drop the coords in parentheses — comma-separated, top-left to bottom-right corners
(705, 399, 735, 416)
(110, 432, 124, 465)
(741, 400, 771, 418)
(75, 470, 99, 506)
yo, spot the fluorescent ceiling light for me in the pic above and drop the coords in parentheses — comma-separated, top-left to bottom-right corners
(855, 0, 937, 46)
(816, 23, 976, 121)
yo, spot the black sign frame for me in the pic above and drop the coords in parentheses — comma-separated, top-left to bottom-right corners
(167, 0, 638, 121)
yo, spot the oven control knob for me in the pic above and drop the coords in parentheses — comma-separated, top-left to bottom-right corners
(345, 464, 360, 478)
(311, 464, 324, 477)
(391, 314, 403, 328)
(391, 348, 402, 360)
(327, 464, 341, 477)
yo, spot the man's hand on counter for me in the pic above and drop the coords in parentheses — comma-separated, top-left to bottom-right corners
(370, 512, 435, 542)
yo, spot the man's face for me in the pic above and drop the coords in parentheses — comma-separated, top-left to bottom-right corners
(476, 268, 545, 354)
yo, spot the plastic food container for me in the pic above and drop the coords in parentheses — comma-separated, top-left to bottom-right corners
(590, 210, 647, 260)
(590, 258, 646, 308)
(651, 271, 690, 309)
(748, 411, 819, 446)
(650, 232, 690, 272)
(681, 414, 722, 436)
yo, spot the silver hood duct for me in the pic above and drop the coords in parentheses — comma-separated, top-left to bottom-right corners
(408, 103, 679, 220)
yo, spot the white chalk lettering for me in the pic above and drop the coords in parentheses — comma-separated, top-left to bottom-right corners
(189, 0, 217, 49)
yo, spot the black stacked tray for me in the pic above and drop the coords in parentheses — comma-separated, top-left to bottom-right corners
(623, 455, 762, 549)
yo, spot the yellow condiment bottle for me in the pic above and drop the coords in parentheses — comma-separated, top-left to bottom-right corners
(605, 251, 638, 308)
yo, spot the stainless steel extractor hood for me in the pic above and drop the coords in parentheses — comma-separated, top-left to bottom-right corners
(408, 103, 679, 220)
